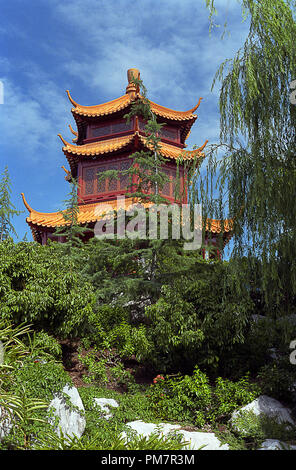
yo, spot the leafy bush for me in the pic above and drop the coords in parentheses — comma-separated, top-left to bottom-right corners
(33, 426, 188, 450)
(144, 262, 253, 373)
(0, 240, 96, 337)
(146, 367, 262, 429)
(209, 375, 261, 422)
(146, 366, 212, 427)
(25, 330, 62, 361)
(257, 361, 296, 401)
(78, 347, 138, 391)
(8, 358, 72, 401)
(231, 409, 296, 442)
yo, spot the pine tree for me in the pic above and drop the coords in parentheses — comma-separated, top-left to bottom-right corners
(87, 74, 204, 304)
(53, 176, 92, 252)
(0, 166, 23, 242)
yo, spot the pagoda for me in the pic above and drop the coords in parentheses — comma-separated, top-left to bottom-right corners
(21, 68, 232, 257)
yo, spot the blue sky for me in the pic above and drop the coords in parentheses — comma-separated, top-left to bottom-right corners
(0, 0, 249, 246)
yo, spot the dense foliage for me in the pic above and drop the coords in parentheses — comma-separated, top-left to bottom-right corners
(0, 239, 96, 337)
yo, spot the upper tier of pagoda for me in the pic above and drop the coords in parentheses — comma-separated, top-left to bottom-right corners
(65, 68, 202, 146)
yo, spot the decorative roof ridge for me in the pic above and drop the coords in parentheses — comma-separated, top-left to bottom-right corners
(66, 90, 79, 107)
(205, 217, 234, 233)
(21, 192, 34, 213)
(61, 165, 70, 175)
(199, 139, 208, 151)
(25, 197, 233, 234)
(139, 134, 205, 154)
(69, 124, 78, 136)
(138, 94, 202, 118)
(21, 193, 63, 216)
(66, 89, 132, 110)
(190, 97, 203, 114)
(58, 131, 205, 161)
(57, 133, 68, 146)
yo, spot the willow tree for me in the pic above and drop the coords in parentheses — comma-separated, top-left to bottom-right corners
(197, 0, 296, 311)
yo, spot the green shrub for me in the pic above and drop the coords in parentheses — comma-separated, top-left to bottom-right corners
(146, 366, 212, 428)
(209, 374, 261, 422)
(25, 330, 62, 361)
(33, 426, 188, 450)
(9, 358, 72, 401)
(0, 240, 96, 337)
(144, 262, 253, 373)
(84, 304, 153, 363)
(231, 409, 296, 442)
(78, 347, 138, 391)
(257, 361, 296, 401)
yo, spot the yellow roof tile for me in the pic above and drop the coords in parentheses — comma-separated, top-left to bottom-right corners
(148, 97, 202, 121)
(67, 90, 133, 117)
(58, 133, 135, 157)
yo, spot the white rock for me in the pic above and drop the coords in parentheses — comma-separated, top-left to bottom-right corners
(123, 420, 181, 438)
(93, 398, 119, 420)
(177, 430, 229, 450)
(259, 439, 296, 450)
(122, 420, 229, 450)
(0, 406, 13, 440)
(231, 395, 295, 433)
(48, 384, 86, 439)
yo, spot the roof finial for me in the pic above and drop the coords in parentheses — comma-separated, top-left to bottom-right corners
(126, 68, 140, 98)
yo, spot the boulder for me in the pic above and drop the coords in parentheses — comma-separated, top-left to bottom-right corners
(177, 430, 229, 450)
(259, 439, 296, 450)
(122, 420, 229, 450)
(93, 398, 119, 420)
(231, 395, 295, 434)
(47, 384, 86, 439)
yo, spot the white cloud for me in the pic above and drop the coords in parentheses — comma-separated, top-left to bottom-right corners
(52, 0, 249, 110)
(0, 71, 74, 169)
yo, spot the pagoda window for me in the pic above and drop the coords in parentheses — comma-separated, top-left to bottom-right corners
(89, 118, 133, 139)
(161, 167, 178, 198)
(160, 125, 179, 143)
(83, 159, 132, 196)
(85, 167, 96, 194)
(138, 118, 179, 143)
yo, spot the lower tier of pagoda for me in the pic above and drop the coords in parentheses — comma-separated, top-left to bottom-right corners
(21, 193, 233, 258)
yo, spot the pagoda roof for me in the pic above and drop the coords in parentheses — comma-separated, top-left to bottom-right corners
(21, 192, 233, 242)
(66, 89, 202, 122)
(58, 132, 208, 175)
